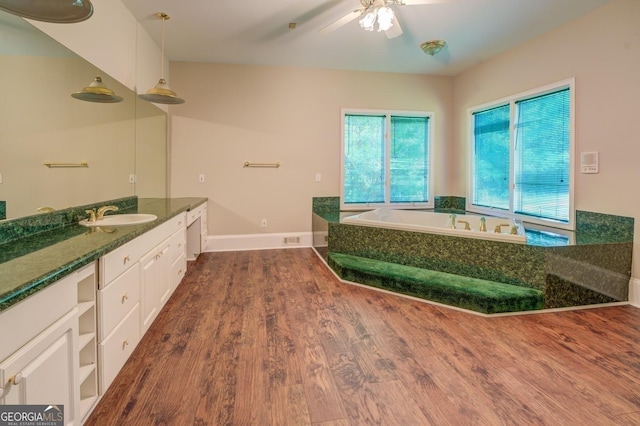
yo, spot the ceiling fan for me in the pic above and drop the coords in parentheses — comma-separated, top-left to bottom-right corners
(319, 0, 453, 39)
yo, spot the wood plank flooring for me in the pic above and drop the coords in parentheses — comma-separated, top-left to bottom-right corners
(85, 248, 640, 425)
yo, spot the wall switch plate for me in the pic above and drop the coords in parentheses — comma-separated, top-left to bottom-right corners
(199, 174, 205, 183)
(129, 174, 137, 184)
(315, 173, 322, 182)
(0, 174, 3, 184)
(261, 218, 267, 228)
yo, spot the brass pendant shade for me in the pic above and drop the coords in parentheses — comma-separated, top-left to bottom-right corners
(71, 76, 123, 103)
(139, 12, 185, 105)
(139, 78, 185, 104)
(0, 0, 93, 23)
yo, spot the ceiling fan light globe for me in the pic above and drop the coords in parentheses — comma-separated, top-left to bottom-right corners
(377, 7, 394, 31)
(359, 11, 377, 31)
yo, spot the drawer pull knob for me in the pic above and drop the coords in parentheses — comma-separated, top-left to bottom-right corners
(8, 372, 22, 385)
(123, 255, 130, 264)
(121, 293, 128, 303)
(122, 339, 129, 350)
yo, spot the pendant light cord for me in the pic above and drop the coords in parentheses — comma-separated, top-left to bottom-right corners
(160, 14, 166, 80)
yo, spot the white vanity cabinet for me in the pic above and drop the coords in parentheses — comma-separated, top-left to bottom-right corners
(97, 212, 186, 393)
(186, 202, 208, 261)
(0, 310, 78, 424)
(0, 262, 98, 425)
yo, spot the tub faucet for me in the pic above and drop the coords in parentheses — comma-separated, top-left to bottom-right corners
(457, 220, 471, 231)
(494, 223, 510, 233)
(96, 205, 119, 220)
(449, 214, 457, 229)
(480, 217, 487, 232)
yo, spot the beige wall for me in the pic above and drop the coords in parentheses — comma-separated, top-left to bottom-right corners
(169, 63, 453, 235)
(453, 0, 640, 275)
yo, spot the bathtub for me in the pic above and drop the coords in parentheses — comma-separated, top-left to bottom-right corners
(342, 208, 527, 244)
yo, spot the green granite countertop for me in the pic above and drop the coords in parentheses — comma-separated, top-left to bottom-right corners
(0, 197, 207, 311)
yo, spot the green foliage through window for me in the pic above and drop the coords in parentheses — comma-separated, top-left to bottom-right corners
(343, 112, 430, 206)
(471, 85, 572, 224)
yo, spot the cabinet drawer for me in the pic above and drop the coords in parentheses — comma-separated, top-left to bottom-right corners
(187, 206, 202, 226)
(170, 228, 186, 264)
(99, 304, 140, 393)
(98, 263, 140, 340)
(100, 238, 146, 286)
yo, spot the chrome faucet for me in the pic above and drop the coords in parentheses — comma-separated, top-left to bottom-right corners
(449, 213, 457, 229)
(479, 217, 487, 232)
(96, 205, 119, 220)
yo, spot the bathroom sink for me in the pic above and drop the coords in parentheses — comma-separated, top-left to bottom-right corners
(79, 213, 158, 227)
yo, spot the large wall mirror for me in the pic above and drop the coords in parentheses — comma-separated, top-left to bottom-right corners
(0, 11, 167, 220)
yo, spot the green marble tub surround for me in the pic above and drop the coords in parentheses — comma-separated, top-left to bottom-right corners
(312, 197, 634, 311)
(0, 201, 5, 220)
(434, 196, 466, 212)
(328, 223, 546, 289)
(0, 197, 208, 311)
(575, 210, 634, 244)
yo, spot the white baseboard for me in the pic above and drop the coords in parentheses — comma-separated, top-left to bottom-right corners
(629, 277, 640, 307)
(205, 232, 313, 252)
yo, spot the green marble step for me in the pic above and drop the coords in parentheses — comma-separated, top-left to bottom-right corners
(327, 252, 544, 314)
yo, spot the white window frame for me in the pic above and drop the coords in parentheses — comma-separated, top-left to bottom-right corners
(466, 78, 575, 230)
(340, 108, 434, 211)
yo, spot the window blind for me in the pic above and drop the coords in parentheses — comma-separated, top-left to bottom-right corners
(514, 88, 570, 222)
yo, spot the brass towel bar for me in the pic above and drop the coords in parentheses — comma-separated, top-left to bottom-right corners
(243, 162, 281, 168)
(44, 162, 89, 168)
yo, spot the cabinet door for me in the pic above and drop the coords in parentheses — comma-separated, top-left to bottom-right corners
(157, 243, 171, 306)
(0, 309, 78, 425)
(140, 241, 171, 334)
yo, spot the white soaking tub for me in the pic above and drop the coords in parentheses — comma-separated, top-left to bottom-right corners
(342, 208, 526, 244)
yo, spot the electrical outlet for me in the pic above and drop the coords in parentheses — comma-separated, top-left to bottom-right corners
(261, 218, 267, 228)
(199, 174, 205, 183)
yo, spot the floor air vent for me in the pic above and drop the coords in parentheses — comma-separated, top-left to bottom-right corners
(282, 236, 301, 245)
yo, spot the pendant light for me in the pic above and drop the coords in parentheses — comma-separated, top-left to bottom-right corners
(71, 74, 124, 103)
(0, 0, 93, 23)
(139, 12, 185, 105)
(420, 40, 447, 56)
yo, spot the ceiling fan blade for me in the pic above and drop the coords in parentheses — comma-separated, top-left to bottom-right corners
(385, 16, 403, 39)
(398, 0, 454, 5)
(318, 8, 363, 33)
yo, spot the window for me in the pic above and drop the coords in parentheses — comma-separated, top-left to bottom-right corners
(469, 80, 574, 228)
(341, 110, 432, 209)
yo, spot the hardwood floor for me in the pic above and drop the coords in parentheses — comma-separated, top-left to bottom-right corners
(86, 248, 640, 425)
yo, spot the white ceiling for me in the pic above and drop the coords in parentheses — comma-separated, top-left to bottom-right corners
(120, 0, 610, 76)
